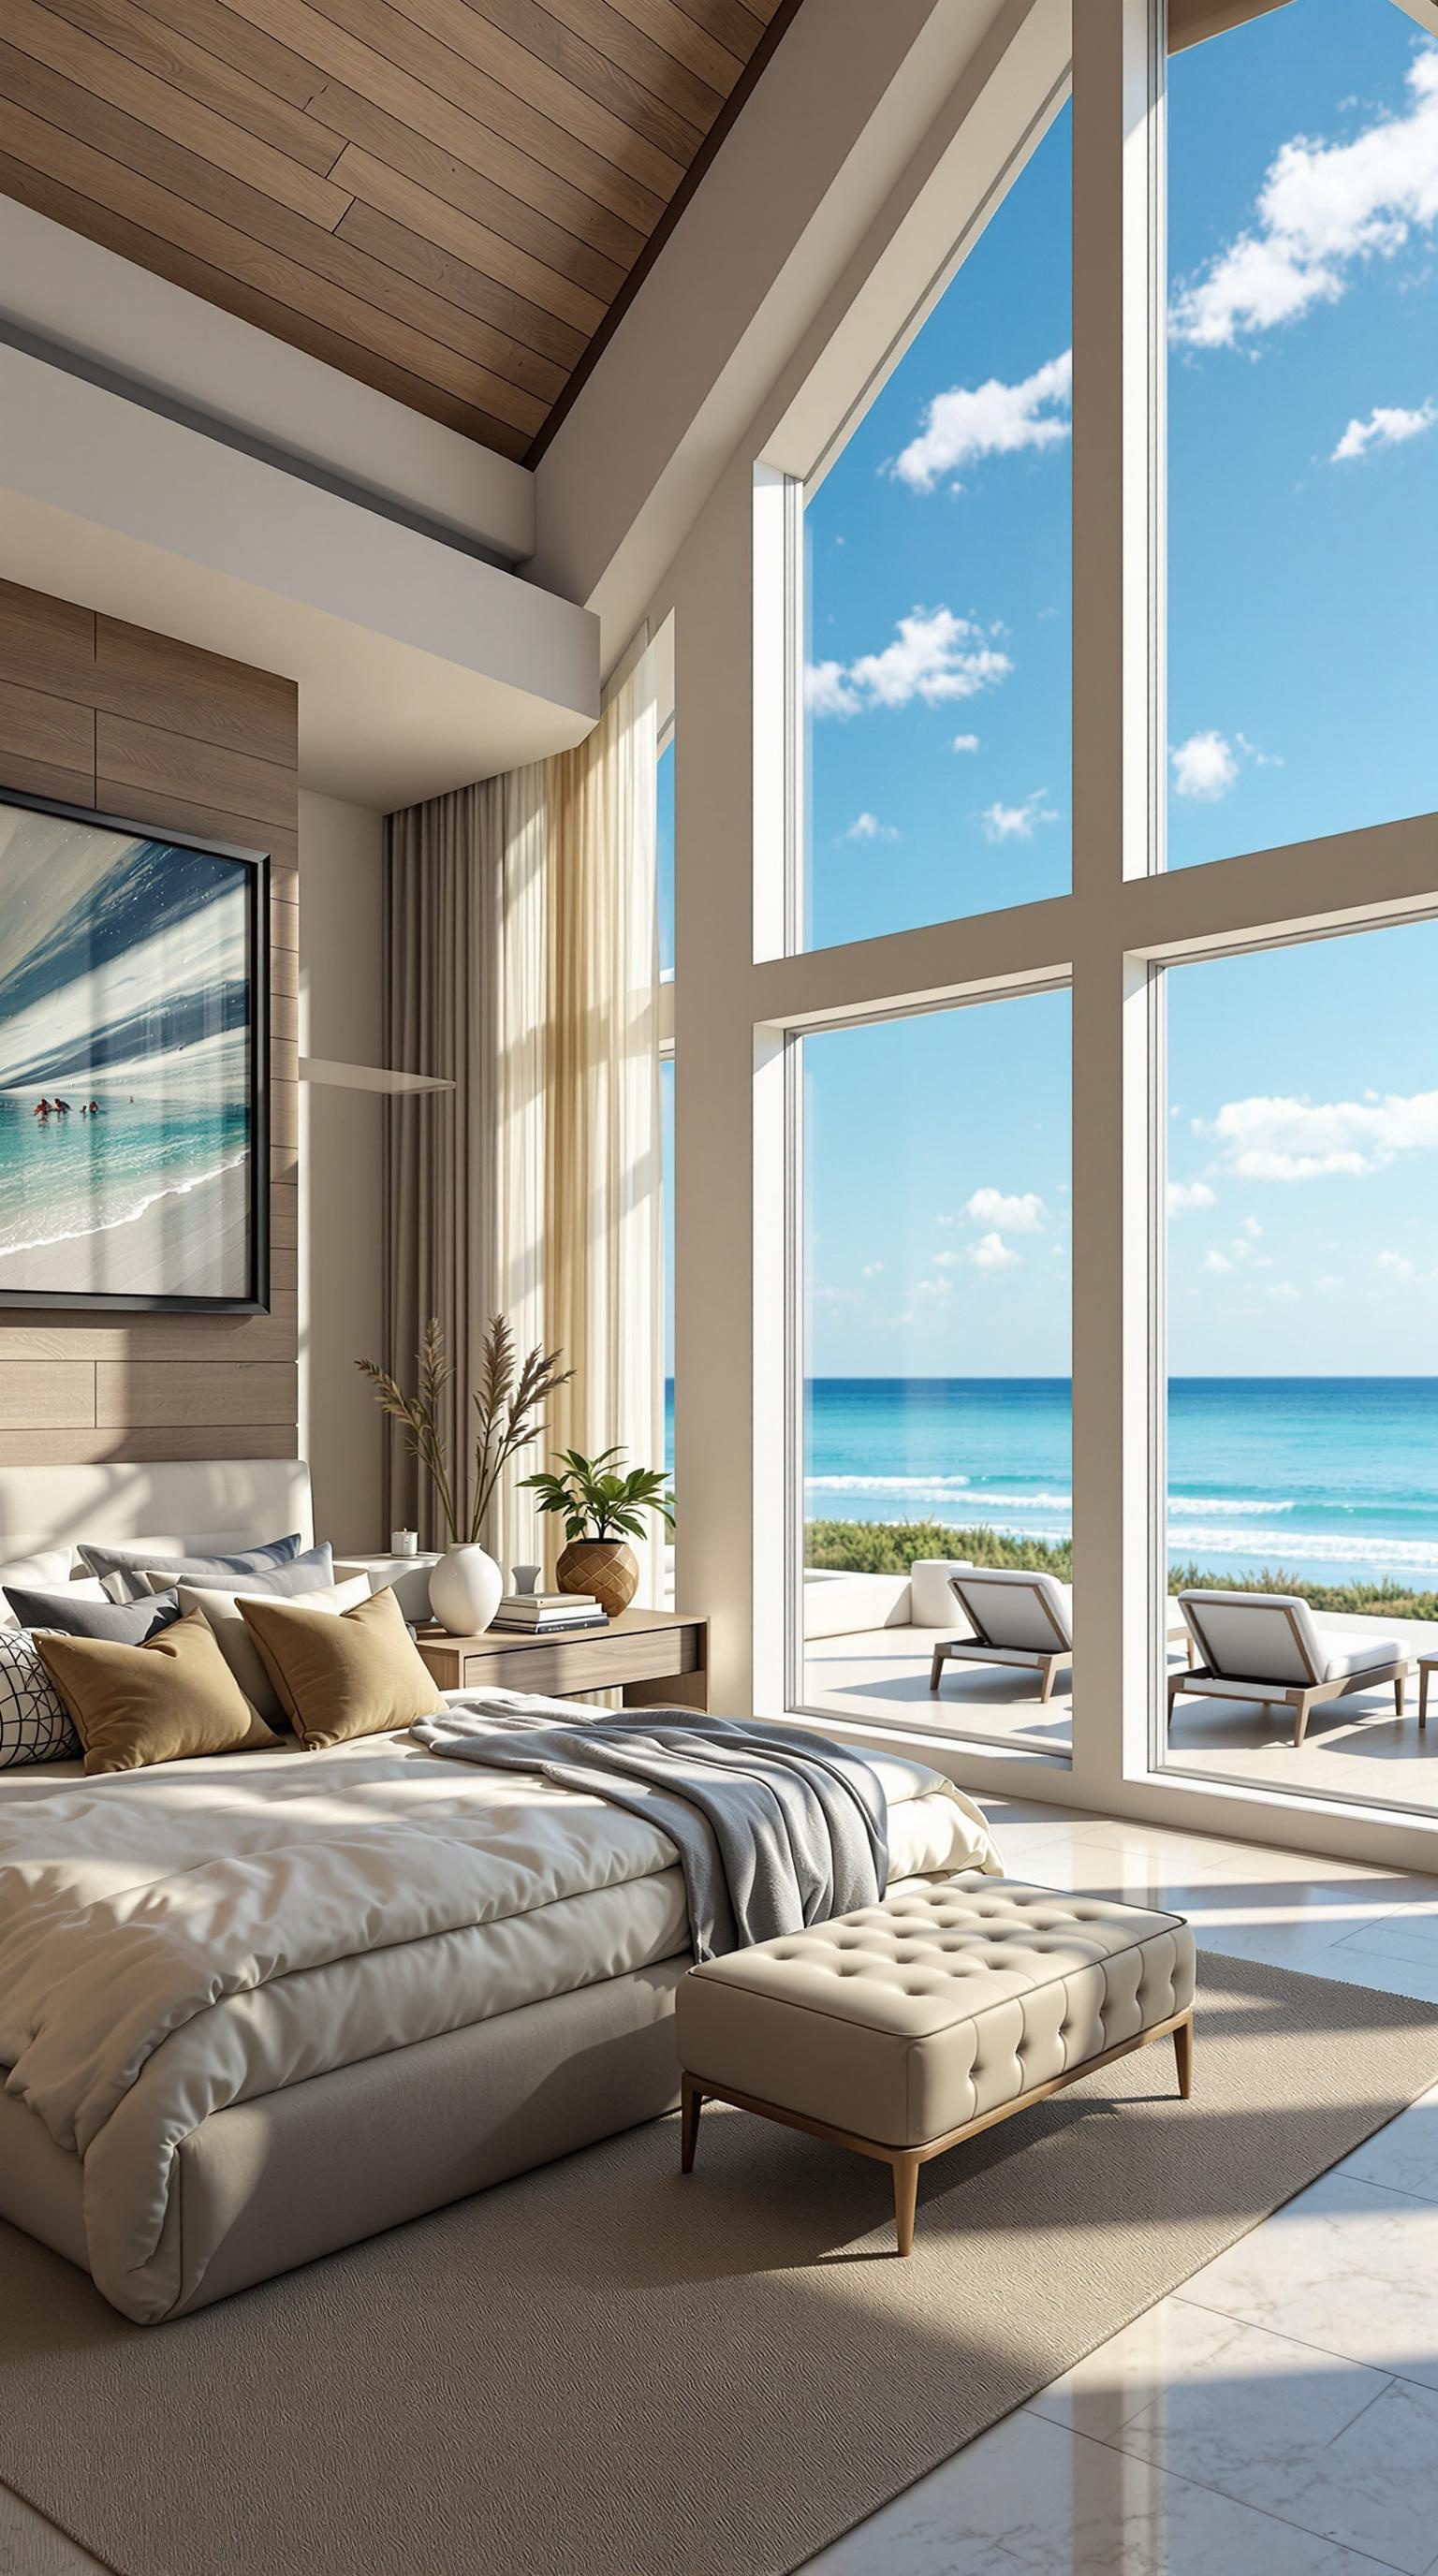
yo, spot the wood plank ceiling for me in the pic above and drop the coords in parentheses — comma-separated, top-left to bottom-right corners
(0, 0, 790, 463)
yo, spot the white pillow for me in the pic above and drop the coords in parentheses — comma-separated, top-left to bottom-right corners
(0, 1552, 83, 1628)
(178, 1574, 374, 1725)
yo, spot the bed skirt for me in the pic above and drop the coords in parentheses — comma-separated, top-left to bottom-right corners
(0, 1955, 688, 2321)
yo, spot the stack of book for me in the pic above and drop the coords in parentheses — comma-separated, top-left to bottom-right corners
(492, 1590, 609, 1634)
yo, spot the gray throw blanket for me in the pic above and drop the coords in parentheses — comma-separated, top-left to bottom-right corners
(412, 1691, 889, 1959)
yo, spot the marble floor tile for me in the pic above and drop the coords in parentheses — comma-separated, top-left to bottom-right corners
(1027, 2296, 1275, 2443)
(0, 2487, 104, 2575)
(1336, 2085, 1438, 2203)
(802, 2405, 1403, 2576)
(1181, 2169, 1438, 2392)
(1114, 2320, 1438, 2572)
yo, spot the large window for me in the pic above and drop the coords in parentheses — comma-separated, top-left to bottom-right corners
(668, 0, 1438, 1868)
(1163, 919, 1438, 1813)
(799, 993, 1071, 1749)
(801, 106, 1071, 950)
(1167, 0, 1438, 867)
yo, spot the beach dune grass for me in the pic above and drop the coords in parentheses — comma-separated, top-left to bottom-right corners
(805, 1518, 1438, 1625)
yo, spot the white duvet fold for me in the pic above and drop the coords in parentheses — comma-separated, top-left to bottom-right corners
(0, 1720, 1001, 2315)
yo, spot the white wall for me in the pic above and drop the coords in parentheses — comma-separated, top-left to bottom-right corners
(298, 791, 386, 1552)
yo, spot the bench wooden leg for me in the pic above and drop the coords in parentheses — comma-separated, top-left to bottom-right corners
(681, 2075, 703, 2173)
(892, 2152, 920, 2257)
(929, 1647, 946, 1692)
(1424, 1664, 1431, 1730)
(1396, 1672, 1406, 1718)
(1037, 1655, 1058, 1705)
(1173, 2014, 1194, 2100)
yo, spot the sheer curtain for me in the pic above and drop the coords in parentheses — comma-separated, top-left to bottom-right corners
(383, 644, 662, 1597)
(543, 650, 663, 1603)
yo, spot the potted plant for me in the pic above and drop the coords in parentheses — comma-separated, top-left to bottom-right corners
(521, 1447, 676, 1617)
(358, 1317, 570, 1634)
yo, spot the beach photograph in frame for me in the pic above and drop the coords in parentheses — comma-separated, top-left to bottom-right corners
(0, 789, 269, 1312)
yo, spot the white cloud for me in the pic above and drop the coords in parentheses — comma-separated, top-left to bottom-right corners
(839, 812, 898, 843)
(980, 791, 1060, 843)
(1377, 1249, 1416, 1280)
(1241, 1216, 1264, 1239)
(1171, 729, 1239, 801)
(968, 1232, 1020, 1270)
(891, 350, 1073, 493)
(1171, 50, 1438, 351)
(965, 1187, 1047, 1233)
(1167, 1179, 1217, 1213)
(861, 1260, 884, 1279)
(1332, 399, 1437, 461)
(951, 733, 980, 754)
(1204, 1249, 1234, 1273)
(1199, 1087, 1438, 1181)
(806, 607, 1013, 719)
(1235, 733, 1284, 770)
(1268, 1281, 1300, 1301)
(914, 1275, 954, 1300)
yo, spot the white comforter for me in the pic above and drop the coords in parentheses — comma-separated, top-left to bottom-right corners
(0, 1726, 1002, 2317)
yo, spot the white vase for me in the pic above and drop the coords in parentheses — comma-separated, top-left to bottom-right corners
(429, 1544, 503, 1638)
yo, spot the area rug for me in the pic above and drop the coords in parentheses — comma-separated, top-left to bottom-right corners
(3, 1954, 1438, 2576)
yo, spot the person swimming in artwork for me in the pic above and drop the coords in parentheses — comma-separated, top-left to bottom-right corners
(51, 1098, 70, 1115)
(32, 1099, 50, 1119)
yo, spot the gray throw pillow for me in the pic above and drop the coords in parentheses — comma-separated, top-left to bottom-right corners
(139, 1544, 335, 1599)
(2, 1587, 181, 1642)
(77, 1531, 305, 1602)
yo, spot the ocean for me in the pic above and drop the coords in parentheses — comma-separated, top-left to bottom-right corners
(666, 1378, 1438, 1588)
(0, 1094, 248, 1263)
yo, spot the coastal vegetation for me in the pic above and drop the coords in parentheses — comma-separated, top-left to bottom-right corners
(805, 1519, 1438, 1623)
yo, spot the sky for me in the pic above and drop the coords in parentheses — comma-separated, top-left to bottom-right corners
(797, 0, 1438, 1382)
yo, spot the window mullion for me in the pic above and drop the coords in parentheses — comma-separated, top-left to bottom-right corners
(1069, 0, 1167, 1809)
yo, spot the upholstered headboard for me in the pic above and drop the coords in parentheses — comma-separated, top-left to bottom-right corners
(0, 1460, 314, 1562)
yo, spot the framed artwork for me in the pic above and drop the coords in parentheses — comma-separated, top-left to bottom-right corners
(0, 788, 270, 1312)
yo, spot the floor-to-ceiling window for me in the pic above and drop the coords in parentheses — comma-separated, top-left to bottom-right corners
(1152, 0, 1438, 1820)
(802, 106, 1072, 952)
(1167, 0, 1438, 870)
(799, 992, 1071, 1749)
(726, 0, 1438, 1856)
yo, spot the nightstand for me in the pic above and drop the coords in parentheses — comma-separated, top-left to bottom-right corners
(412, 1605, 708, 1708)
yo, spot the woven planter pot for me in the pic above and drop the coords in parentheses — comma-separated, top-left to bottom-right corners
(556, 1537, 639, 1617)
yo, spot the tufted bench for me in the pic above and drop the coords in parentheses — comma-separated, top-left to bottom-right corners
(675, 1874, 1196, 2253)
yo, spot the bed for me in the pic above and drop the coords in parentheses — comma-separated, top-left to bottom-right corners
(0, 1462, 1002, 2323)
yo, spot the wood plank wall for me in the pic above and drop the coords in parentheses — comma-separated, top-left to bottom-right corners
(0, 577, 300, 1465)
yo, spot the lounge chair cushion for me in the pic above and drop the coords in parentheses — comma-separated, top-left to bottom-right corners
(1179, 1589, 1402, 1690)
(1312, 1626, 1406, 1684)
(948, 1568, 1073, 1653)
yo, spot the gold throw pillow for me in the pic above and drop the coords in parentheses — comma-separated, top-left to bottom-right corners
(238, 1585, 440, 1749)
(37, 1609, 278, 1776)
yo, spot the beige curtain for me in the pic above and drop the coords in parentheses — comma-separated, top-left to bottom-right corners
(383, 646, 662, 1597)
(543, 651, 663, 1603)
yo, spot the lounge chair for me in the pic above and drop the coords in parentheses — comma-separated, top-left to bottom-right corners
(929, 1567, 1073, 1704)
(1168, 1588, 1411, 1749)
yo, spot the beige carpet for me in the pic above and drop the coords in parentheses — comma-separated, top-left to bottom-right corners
(3, 1954, 1438, 2576)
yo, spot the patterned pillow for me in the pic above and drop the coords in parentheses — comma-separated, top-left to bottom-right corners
(0, 1630, 80, 1767)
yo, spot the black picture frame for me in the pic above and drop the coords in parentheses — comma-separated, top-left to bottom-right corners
(0, 784, 271, 1315)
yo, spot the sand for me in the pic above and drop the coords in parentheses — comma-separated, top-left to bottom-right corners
(0, 1158, 253, 1297)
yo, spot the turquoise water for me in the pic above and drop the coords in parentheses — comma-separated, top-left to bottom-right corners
(665, 1378, 1438, 1588)
(0, 1095, 247, 1258)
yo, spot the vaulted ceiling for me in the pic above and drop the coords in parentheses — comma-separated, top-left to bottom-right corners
(0, 0, 792, 463)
